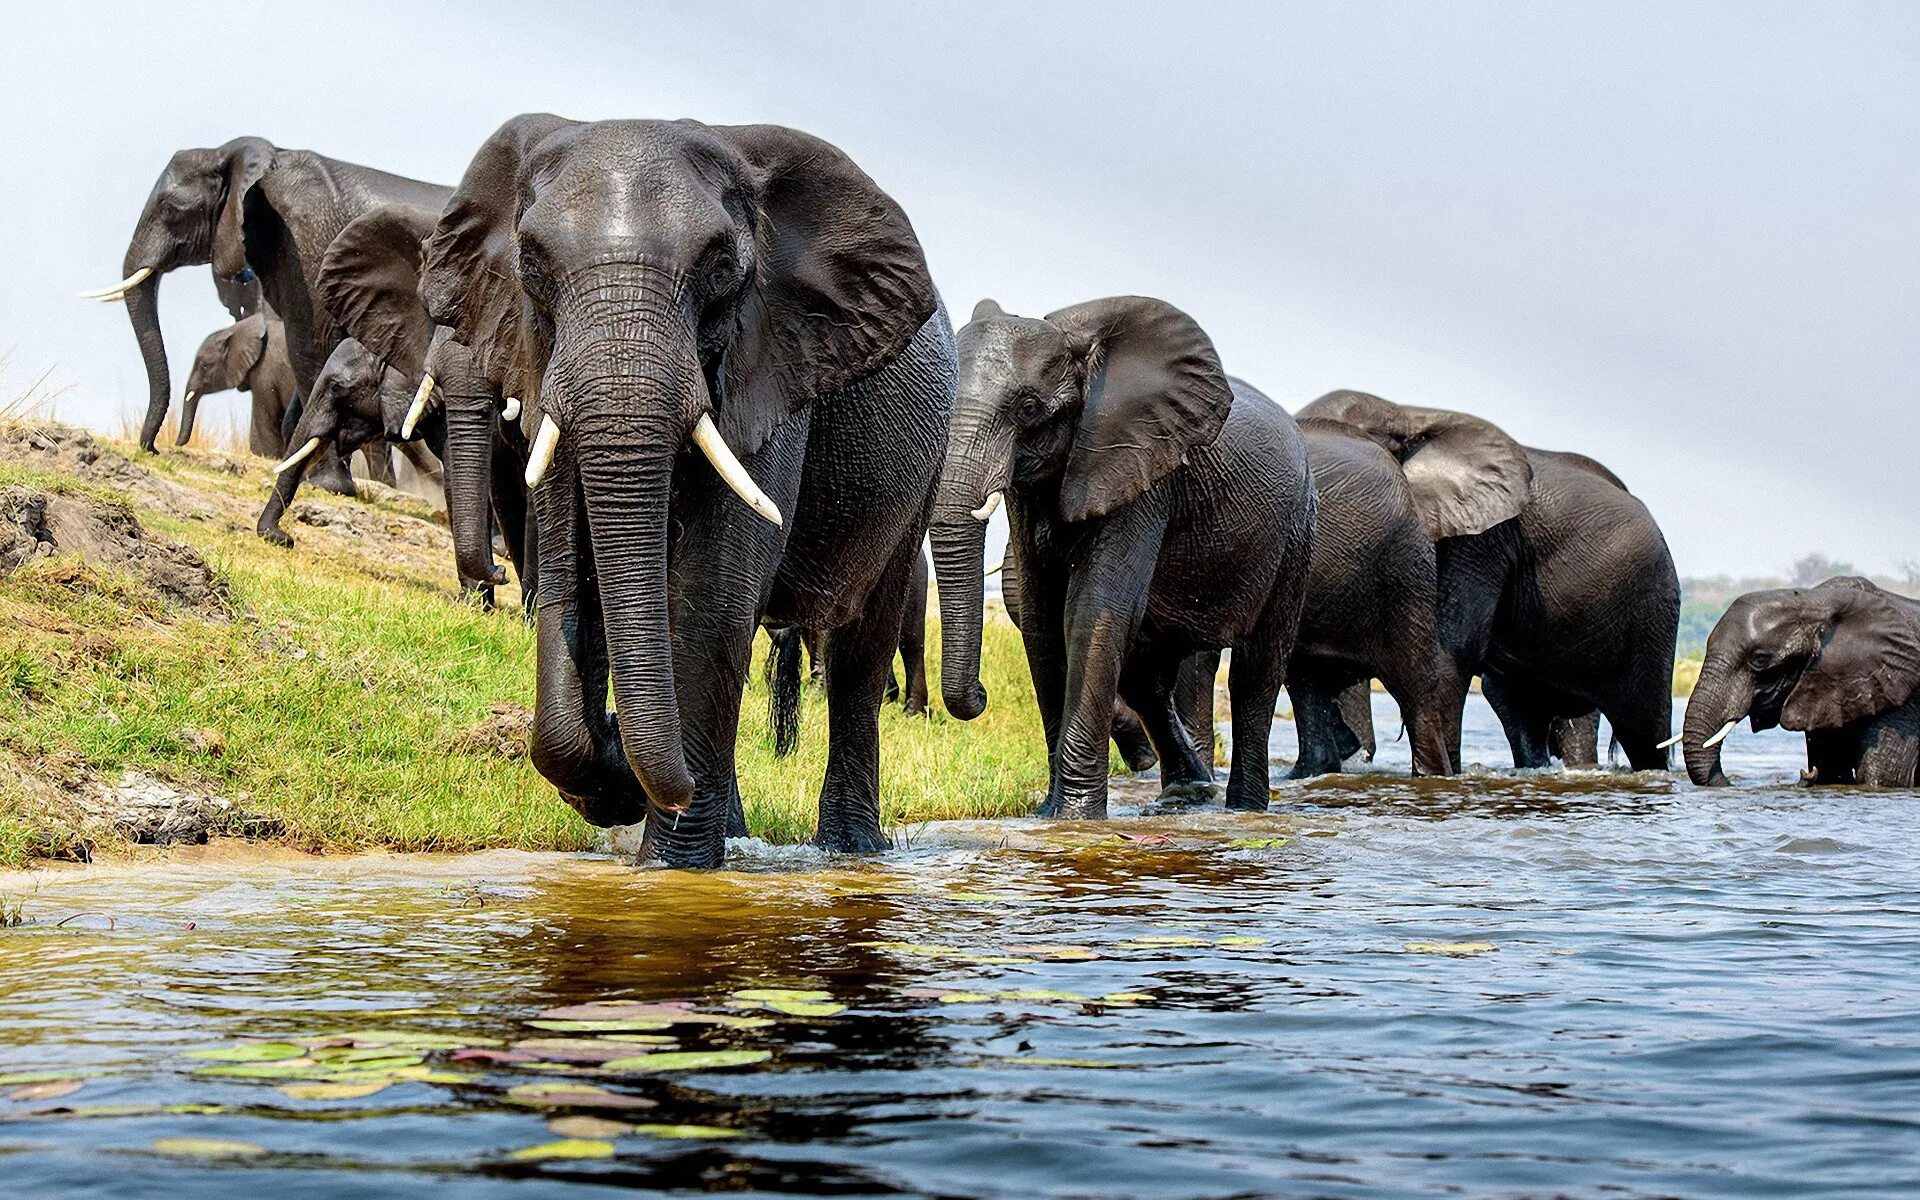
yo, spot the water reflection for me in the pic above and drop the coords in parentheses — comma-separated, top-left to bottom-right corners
(0, 699, 1915, 1196)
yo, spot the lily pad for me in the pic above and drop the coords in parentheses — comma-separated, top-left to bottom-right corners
(152, 1137, 266, 1158)
(184, 1043, 307, 1063)
(8, 1079, 83, 1102)
(536, 1003, 770, 1030)
(547, 1115, 635, 1139)
(278, 1081, 391, 1101)
(47, 1103, 164, 1118)
(601, 1050, 772, 1073)
(509, 1138, 615, 1161)
(1403, 941, 1496, 955)
(513, 1039, 670, 1064)
(1124, 935, 1209, 947)
(524, 1019, 672, 1033)
(1216, 936, 1267, 947)
(764, 1000, 846, 1017)
(192, 1061, 325, 1080)
(1100, 992, 1156, 1005)
(506, 1082, 657, 1110)
(730, 988, 831, 1004)
(934, 992, 993, 1004)
(602, 1035, 678, 1046)
(1020, 945, 1100, 961)
(161, 1104, 229, 1115)
(630, 1123, 743, 1139)
(0, 1072, 86, 1086)
(1226, 836, 1290, 850)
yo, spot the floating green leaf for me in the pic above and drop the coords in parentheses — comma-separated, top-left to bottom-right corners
(152, 1137, 266, 1158)
(1403, 941, 1496, 955)
(185, 1043, 307, 1063)
(1216, 936, 1267, 947)
(278, 1081, 391, 1101)
(602, 1035, 678, 1046)
(506, 1082, 657, 1110)
(547, 1115, 636, 1139)
(935, 992, 992, 1004)
(764, 1000, 846, 1017)
(1100, 992, 1156, 1005)
(161, 1104, 229, 1115)
(1124, 935, 1209, 947)
(1226, 836, 1290, 850)
(525, 1019, 673, 1033)
(0, 1072, 85, 1086)
(510, 1138, 616, 1161)
(192, 1061, 324, 1080)
(630, 1123, 743, 1139)
(601, 1050, 772, 1073)
(730, 988, 831, 1004)
(53, 1104, 164, 1118)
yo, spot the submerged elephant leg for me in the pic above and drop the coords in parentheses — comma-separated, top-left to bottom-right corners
(1483, 671, 1554, 769)
(1175, 650, 1220, 774)
(1332, 679, 1374, 763)
(1225, 635, 1289, 812)
(814, 537, 922, 853)
(1549, 713, 1601, 768)
(1852, 698, 1920, 786)
(1805, 728, 1857, 786)
(1286, 675, 1352, 779)
(1118, 648, 1212, 804)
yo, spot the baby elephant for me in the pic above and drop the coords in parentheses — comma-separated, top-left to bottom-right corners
(182, 311, 296, 458)
(1682, 576, 1920, 786)
(931, 296, 1316, 817)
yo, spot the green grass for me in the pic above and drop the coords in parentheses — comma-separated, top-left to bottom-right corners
(0, 434, 1049, 867)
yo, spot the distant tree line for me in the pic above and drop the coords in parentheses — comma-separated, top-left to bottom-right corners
(1677, 553, 1918, 656)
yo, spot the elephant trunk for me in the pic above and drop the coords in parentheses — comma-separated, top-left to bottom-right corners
(125, 272, 172, 453)
(931, 515, 989, 720)
(440, 382, 505, 591)
(1682, 658, 1753, 787)
(176, 391, 203, 447)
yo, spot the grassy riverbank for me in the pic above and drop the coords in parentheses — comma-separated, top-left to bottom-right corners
(0, 425, 1046, 868)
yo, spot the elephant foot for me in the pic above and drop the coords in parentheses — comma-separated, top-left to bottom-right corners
(257, 524, 295, 550)
(813, 821, 890, 855)
(1286, 757, 1339, 780)
(725, 785, 750, 840)
(1151, 779, 1218, 811)
(636, 821, 728, 869)
(1121, 746, 1160, 773)
(1049, 793, 1108, 821)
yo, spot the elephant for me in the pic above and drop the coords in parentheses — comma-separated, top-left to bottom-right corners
(1296, 392, 1679, 772)
(1681, 577, 1920, 787)
(418, 115, 954, 866)
(89, 136, 448, 495)
(765, 548, 933, 759)
(180, 310, 295, 458)
(254, 335, 446, 546)
(262, 201, 533, 608)
(931, 296, 1316, 818)
(1285, 418, 1459, 777)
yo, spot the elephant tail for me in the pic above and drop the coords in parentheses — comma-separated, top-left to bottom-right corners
(766, 628, 805, 758)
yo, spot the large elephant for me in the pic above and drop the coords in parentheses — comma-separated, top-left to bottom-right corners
(181, 311, 295, 458)
(1681, 577, 1920, 787)
(1286, 419, 1458, 776)
(932, 296, 1315, 818)
(1297, 392, 1678, 771)
(89, 137, 448, 494)
(419, 115, 953, 866)
(263, 202, 532, 607)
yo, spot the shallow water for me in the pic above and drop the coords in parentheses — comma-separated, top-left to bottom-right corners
(2, 697, 1916, 1198)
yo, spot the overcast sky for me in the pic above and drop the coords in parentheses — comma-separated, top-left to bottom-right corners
(3, 1, 1914, 576)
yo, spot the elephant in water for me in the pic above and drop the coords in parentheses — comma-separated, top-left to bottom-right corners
(931, 296, 1315, 818)
(419, 115, 953, 866)
(87, 136, 448, 495)
(181, 310, 295, 459)
(1297, 392, 1678, 773)
(1682, 577, 1920, 787)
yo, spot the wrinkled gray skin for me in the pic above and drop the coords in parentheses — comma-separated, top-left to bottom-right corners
(114, 136, 447, 494)
(933, 296, 1315, 818)
(256, 337, 445, 547)
(1286, 421, 1458, 777)
(181, 311, 295, 458)
(1298, 393, 1678, 773)
(1683, 577, 1920, 787)
(420, 116, 953, 867)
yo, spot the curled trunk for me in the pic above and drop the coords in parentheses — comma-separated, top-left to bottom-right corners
(1682, 660, 1752, 786)
(440, 387, 504, 591)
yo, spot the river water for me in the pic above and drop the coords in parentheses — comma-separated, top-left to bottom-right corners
(1, 697, 1915, 1198)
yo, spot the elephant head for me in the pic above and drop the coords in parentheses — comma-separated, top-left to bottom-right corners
(930, 295, 1233, 720)
(418, 114, 935, 823)
(180, 312, 272, 445)
(257, 336, 413, 547)
(1294, 390, 1532, 540)
(85, 138, 278, 453)
(1681, 578, 1920, 786)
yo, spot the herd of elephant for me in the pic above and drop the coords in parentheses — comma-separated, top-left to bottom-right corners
(82, 118, 1920, 866)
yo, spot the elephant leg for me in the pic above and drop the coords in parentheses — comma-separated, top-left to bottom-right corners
(899, 589, 929, 717)
(1017, 557, 1071, 805)
(1381, 668, 1455, 777)
(1549, 713, 1602, 768)
(1853, 698, 1920, 786)
(1483, 671, 1554, 769)
(1225, 634, 1289, 812)
(1805, 728, 1857, 786)
(1110, 701, 1160, 773)
(1602, 669, 1678, 773)
(358, 439, 398, 487)
(1118, 648, 1212, 803)
(1286, 676, 1351, 779)
(725, 778, 750, 840)
(814, 535, 923, 854)
(255, 458, 303, 548)
(397, 438, 445, 488)
(489, 450, 532, 618)
(250, 390, 287, 459)
(1175, 650, 1220, 774)
(1333, 679, 1374, 763)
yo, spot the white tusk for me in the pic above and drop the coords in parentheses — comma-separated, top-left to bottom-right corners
(181, 390, 197, 407)
(502, 396, 521, 423)
(272, 437, 321, 476)
(1701, 719, 1739, 749)
(1655, 732, 1683, 750)
(401, 374, 434, 439)
(524, 414, 560, 489)
(78, 266, 152, 300)
(971, 491, 1003, 522)
(692, 413, 782, 527)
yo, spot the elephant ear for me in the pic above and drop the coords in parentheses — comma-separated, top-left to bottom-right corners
(711, 123, 937, 456)
(212, 137, 275, 281)
(1298, 390, 1531, 539)
(223, 312, 269, 382)
(319, 203, 439, 377)
(1781, 580, 1920, 730)
(1046, 296, 1232, 523)
(420, 114, 577, 397)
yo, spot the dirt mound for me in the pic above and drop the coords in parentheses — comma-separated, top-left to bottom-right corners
(0, 486, 227, 615)
(0, 424, 218, 520)
(446, 702, 533, 759)
(291, 497, 442, 547)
